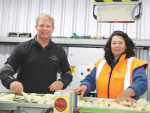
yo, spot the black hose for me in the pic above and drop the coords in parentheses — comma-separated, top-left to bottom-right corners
(45, 107, 53, 113)
(93, 5, 97, 20)
(131, 3, 142, 20)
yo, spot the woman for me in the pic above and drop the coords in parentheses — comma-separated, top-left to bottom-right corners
(73, 30, 148, 104)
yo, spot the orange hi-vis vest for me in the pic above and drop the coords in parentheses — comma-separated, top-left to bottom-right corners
(94, 54, 148, 99)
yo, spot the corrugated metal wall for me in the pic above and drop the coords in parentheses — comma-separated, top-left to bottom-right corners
(0, 0, 150, 39)
(0, 44, 16, 92)
(0, 0, 150, 99)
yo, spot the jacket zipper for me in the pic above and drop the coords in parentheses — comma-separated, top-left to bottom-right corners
(107, 70, 112, 98)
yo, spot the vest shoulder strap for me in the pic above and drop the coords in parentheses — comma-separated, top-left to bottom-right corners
(96, 59, 106, 79)
(124, 57, 135, 90)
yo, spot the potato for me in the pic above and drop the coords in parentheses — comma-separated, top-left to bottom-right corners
(22, 91, 33, 103)
(105, 101, 111, 107)
(135, 106, 148, 111)
(30, 93, 36, 96)
(78, 100, 86, 107)
(109, 102, 130, 110)
(35, 96, 45, 100)
(129, 107, 135, 111)
(45, 97, 54, 103)
(44, 94, 55, 100)
(98, 103, 107, 108)
(86, 101, 92, 107)
(109, 102, 118, 109)
(119, 101, 127, 106)
(1, 94, 16, 101)
(92, 101, 99, 108)
(0, 93, 7, 97)
(0, 97, 12, 101)
(45, 101, 54, 104)
(146, 104, 150, 111)
(37, 101, 45, 104)
(96, 98, 105, 104)
(33, 96, 43, 103)
(137, 99, 147, 106)
(16, 95, 24, 99)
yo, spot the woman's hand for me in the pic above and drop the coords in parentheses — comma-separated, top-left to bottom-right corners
(113, 88, 137, 105)
(114, 95, 137, 105)
(72, 85, 87, 99)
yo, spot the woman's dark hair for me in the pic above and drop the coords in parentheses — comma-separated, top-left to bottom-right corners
(104, 30, 135, 59)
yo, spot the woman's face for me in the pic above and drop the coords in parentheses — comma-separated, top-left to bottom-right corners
(111, 35, 127, 60)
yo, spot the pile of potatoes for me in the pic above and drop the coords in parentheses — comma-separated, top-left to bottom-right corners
(78, 98, 150, 112)
(0, 91, 55, 105)
(0, 93, 16, 102)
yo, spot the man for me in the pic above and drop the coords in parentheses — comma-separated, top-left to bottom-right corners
(0, 13, 73, 94)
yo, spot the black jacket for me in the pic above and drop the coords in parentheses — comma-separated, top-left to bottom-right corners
(0, 36, 72, 93)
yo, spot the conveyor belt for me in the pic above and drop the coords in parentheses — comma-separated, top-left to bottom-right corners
(79, 107, 150, 113)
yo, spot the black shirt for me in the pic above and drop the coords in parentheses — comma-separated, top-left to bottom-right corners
(0, 36, 72, 93)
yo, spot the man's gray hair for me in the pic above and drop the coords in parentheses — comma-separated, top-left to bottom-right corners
(36, 13, 54, 27)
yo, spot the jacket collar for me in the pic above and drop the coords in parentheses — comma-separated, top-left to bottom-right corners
(108, 53, 126, 69)
(109, 53, 126, 62)
(118, 53, 126, 62)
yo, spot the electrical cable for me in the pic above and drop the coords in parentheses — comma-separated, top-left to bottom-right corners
(45, 107, 53, 113)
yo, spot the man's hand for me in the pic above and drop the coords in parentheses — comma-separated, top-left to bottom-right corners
(48, 81, 64, 92)
(10, 81, 24, 94)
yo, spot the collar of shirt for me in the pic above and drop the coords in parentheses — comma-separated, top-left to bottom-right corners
(34, 35, 51, 44)
(32, 35, 53, 50)
(109, 52, 125, 70)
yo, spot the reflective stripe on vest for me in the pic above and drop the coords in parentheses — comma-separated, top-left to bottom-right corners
(124, 57, 135, 90)
(96, 57, 135, 93)
(96, 59, 106, 93)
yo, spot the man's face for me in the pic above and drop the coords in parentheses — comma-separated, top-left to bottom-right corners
(35, 18, 54, 41)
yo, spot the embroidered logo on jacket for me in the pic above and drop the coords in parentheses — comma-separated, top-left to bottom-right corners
(49, 55, 58, 61)
(117, 70, 124, 74)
